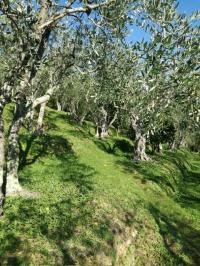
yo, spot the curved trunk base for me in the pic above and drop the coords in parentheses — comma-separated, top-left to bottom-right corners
(6, 184, 40, 198)
(134, 135, 151, 161)
(95, 126, 109, 139)
(134, 152, 151, 161)
(101, 131, 109, 138)
(6, 174, 23, 196)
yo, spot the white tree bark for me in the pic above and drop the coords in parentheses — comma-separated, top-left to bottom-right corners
(34, 86, 56, 131)
(96, 107, 118, 138)
(101, 122, 109, 138)
(6, 102, 25, 196)
(134, 134, 150, 161)
(158, 142, 163, 154)
(79, 113, 86, 125)
(131, 115, 150, 161)
(37, 102, 46, 131)
(5, 85, 55, 195)
(56, 100, 62, 111)
(95, 107, 109, 138)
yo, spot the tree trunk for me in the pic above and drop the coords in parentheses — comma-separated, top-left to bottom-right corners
(95, 125, 98, 137)
(37, 102, 46, 131)
(4, 71, 54, 196)
(134, 134, 150, 161)
(79, 113, 86, 126)
(26, 107, 35, 131)
(158, 142, 163, 154)
(95, 124, 108, 138)
(101, 122, 108, 138)
(169, 140, 175, 150)
(179, 131, 187, 148)
(180, 137, 187, 148)
(0, 104, 5, 213)
(56, 100, 62, 111)
(169, 130, 183, 150)
(131, 115, 150, 161)
(95, 107, 109, 138)
(6, 101, 26, 196)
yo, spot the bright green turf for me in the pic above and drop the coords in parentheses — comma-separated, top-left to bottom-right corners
(0, 107, 199, 265)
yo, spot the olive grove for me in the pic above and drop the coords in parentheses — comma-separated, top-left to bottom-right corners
(0, 0, 199, 215)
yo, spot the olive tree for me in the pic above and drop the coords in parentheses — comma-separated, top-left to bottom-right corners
(0, 0, 137, 205)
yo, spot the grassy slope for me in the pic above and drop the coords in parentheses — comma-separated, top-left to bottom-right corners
(0, 108, 200, 265)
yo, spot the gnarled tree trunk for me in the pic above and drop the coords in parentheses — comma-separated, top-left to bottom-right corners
(134, 134, 150, 161)
(131, 115, 150, 161)
(101, 121, 109, 138)
(95, 107, 109, 138)
(56, 100, 62, 111)
(5, 85, 55, 195)
(79, 113, 87, 126)
(96, 123, 108, 138)
(37, 102, 46, 131)
(35, 86, 56, 132)
(95, 107, 118, 138)
(6, 101, 26, 196)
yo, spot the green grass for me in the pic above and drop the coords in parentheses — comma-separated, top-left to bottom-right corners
(0, 107, 200, 265)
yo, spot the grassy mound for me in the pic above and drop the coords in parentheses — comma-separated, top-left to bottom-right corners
(0, 108, 200, 265)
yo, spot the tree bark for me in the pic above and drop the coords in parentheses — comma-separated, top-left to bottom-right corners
(33, 85, 56, 132)
(79, 113, 86, 125)
(3, 24, 52, 195)
(158, 142, 163, 154)
(131, 115, 150, 161)
(169, 129, 184, 150)
(95, 107, 109, 138)
(6, 101, 26, 196)
(26, 107, 35, 131)
(95, 124, 109, 138)
(101, 122, 109, 138)
(169, 139, 176, 150)
(4, 84, 54, 196)
(56, 100, 62, 111)
(134, 134, 150, 161)
(37, 102, 46, 131)
(95, 125, 100, 138)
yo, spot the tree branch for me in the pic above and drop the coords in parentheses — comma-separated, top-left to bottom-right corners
(38, 0, 114, 30)
(33, 86, 55, 108)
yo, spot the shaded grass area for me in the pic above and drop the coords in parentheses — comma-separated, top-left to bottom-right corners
(0, 107, 200, 265)
(118, 149, 200, 265)
(0, 134, 96, 265)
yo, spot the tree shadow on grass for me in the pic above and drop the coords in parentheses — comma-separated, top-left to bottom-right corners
(154, 150, 200, 207)
(1, 133, 97, 265)
(149, 204, 200, 266)
(93, 139, 115, 154)
(19, 132, 74, 170)
(1, 196, 93, 265)
(92, 138, 134, 156)
(45, 108, 68, 122)
(116, 158, 177, 193)
(66, 124, 134, 158)
(0, 233, 32, 265)
(116, 151, 200, 265)
(117, 149, 200, 199)
(67, 128, 93, 139)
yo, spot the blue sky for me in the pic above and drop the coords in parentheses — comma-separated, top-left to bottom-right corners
(127, 0, 200, 43)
